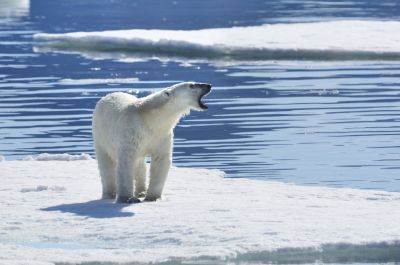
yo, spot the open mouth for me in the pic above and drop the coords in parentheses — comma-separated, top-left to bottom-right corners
(198, 89, 211, 110)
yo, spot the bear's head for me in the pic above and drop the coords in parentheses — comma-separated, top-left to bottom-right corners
(162, 82, 212, 112)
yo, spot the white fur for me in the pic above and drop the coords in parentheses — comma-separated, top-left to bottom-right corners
(92, 82, 210, 202)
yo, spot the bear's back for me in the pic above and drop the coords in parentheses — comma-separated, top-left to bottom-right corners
(93, 92, 140, 154)
(99, 92, 138, 111)
(94, 92, 139, 119)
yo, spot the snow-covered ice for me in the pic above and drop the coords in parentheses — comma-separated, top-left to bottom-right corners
(0, 155, 400, 264)
(22, 153, 93, 161)
(34, 20, 400, 61)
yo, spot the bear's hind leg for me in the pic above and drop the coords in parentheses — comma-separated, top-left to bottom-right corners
(135, 158, 147, 198)
(95, 145, 116, 199)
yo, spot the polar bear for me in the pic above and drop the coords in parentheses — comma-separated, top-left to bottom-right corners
(92, 82, 212, 203)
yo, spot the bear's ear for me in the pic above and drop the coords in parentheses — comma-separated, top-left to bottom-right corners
(164, 90, 170, 97)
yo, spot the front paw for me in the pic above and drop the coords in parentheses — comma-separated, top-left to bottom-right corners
(144, 196, 161, 202)
(116, 195, 141, 204)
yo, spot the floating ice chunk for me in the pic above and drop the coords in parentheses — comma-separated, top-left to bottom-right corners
(34, 20, 400, 61)
(58, 77, 139, 86)
(309, 89, 340, 96)
(22, 153, 93, 161)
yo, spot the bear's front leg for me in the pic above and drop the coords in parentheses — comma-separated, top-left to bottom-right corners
(145, 150, 172, 202)
(115, 149, 141, 203)
(134, 158, 147, 198)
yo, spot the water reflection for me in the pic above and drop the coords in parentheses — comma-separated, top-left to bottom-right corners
(0, 0, 30, 19)
(1, 52, 400, 191)
(173, 62, 400, 191)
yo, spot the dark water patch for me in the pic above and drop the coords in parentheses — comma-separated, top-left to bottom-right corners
(235, 242, 400, 264)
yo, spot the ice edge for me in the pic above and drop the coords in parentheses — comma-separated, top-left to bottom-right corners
(33, 20, 400, 61)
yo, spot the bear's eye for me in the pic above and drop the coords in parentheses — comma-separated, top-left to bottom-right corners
(189, 84, 195, 89)
(164, 91, 170, 97)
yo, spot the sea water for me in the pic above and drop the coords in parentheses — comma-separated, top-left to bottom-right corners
(1, 0, 400, 193)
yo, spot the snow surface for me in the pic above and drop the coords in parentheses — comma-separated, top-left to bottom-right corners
(34, 20, 400, 61)
(1, 157, 400, 264)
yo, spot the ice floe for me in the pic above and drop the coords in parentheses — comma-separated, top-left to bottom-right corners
(34, 20, 400, 61)
(0, 157, 400, 264)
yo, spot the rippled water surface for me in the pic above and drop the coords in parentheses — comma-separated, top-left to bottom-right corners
(1, 0, 400, 191)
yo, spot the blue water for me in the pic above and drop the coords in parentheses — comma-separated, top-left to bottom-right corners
(1, 0, 400, 192)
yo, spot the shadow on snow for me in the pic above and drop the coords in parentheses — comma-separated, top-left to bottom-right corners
(41, 199, 134, 218)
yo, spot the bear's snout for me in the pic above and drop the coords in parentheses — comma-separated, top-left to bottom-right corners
(192, 82, 212, 92)
(198, 83, 212, 94)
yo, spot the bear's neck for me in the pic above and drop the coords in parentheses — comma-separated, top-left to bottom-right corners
(140, 96, 189, 133)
